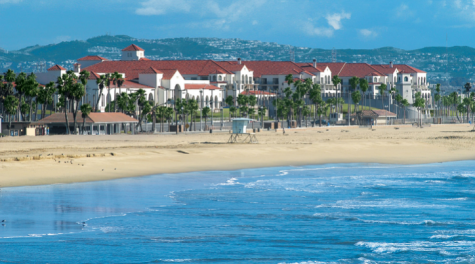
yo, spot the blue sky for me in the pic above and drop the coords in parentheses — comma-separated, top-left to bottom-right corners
(0, 0, 474, 51)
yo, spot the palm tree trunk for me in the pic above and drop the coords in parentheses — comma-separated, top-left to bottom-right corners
(64, 99, 70, 134)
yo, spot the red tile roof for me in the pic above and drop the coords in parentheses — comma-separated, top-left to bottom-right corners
(38, 112, 138, 124)
(121, 80, 154, 89)
(241, 90, 276, 96)
(184, 84, 221, 90)
(367, 72, 383, 76)
(83, 60, 231, 80)
(375, 64, 426, 73)
(216, 61, 246, 72)
(139, 57, 151, 61)
(48, 65, 66, 71)
(78, 55, 109, 61)
(141, 67, 163, 74)
(370, 65, 398, 74)
(122, 44, 145, 51)
(233, 61, 306, 77)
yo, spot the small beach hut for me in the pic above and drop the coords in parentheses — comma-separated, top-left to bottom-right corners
(228, 118, 257, 143)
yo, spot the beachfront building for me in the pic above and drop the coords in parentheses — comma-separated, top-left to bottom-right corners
(34, 44, 429, 112)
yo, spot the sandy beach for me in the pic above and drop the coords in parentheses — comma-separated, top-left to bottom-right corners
(0, 124, 474, 188)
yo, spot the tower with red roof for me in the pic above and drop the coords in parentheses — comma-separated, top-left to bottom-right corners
(121, 44, 145, 61)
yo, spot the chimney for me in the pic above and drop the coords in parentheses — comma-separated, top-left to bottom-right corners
(390, 61, 393, 68)
(313, 59, 317, 68)
(237, 58, 241, 65)
(74, 63, 81, 73)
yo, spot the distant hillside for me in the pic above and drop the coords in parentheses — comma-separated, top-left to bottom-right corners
(0, 34, 473, 86)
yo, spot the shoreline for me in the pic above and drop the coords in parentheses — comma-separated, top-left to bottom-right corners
(1, 125, 474, 188)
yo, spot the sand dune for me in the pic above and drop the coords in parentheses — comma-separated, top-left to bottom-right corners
(0, 124, 474, 187)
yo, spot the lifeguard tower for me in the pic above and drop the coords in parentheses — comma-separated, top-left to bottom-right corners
(228, 118, 258, 143)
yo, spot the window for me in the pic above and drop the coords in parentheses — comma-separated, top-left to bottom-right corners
(249, 77, 252, 84)
(404, 76, 409, 82)
(262, 78, 267, 84)
(218, 75, 222, 81)
(273, 78, 279, 84)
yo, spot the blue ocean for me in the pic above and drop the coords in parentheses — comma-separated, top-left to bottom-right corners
(1, 161, 475, 263)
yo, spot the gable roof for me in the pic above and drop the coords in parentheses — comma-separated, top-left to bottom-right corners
(184, 84, 221, 90)
(47, 65, 66, 71)
(122, 44, 145, 51)
(78, 55, 109, 61)
(38, 112, 138, 124)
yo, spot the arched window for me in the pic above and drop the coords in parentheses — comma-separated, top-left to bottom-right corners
(245, 75, 248, 84)
(249, 76, 252, 84)
(241, 75, 244, 83)
(148, 93, 153, 101)
(218, 75, 222, 81)
(205, 95, 209, 107)
(404, 76, 409, 82)
(101, 94, 105, 107)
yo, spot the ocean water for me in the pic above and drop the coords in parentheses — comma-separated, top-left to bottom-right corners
(1, 162, 475, 263)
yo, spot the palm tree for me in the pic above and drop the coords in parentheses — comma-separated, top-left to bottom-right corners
(24, 73, 39, 121)
(112, 72, 124, 112)
(359, 78, 369, 110)
(377, 83, 387, 110)
(37, 81, 56, 120)
(332, 75, 342, 113)
(165, 107, 174, 132)
(225, 95, 234, 121)
(309, 84, 322, 126)
(80, 103, 92, 134)
(317, 101, 327, 127)
(348, 76, 359, 115)
(229, 106, 237, 118)
(202, 106, 211, 130)
(401, 99, 409, 124)
(395, 93, 403, 118)
(449, 91, 460, 121)
(95, 74, 108, 111)
(413, 92, 426, 127)
(4, 95, 19, 129)
(258, 106, 266, 128)
(435, 83, 441, 117)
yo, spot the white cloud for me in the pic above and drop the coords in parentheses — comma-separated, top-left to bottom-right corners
(305, 11, 351, 38)
(326, 12, 351, 30)
(359, 29, 378, 38)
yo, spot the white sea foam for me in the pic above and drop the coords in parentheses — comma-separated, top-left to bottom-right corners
(316, 199, 450, 209)
(160, 259, 192, 262)
(217, 177, 240, 186)
(438, 197, 468, 201)
(356, 240, 475, 254)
